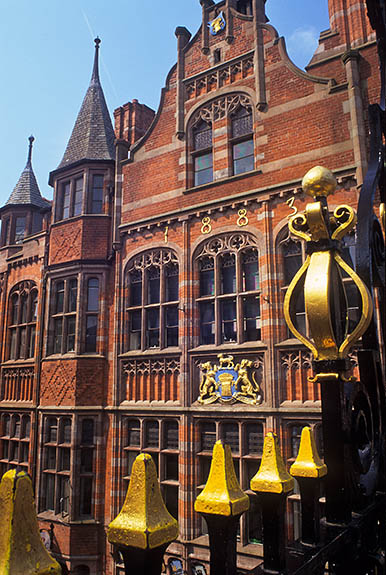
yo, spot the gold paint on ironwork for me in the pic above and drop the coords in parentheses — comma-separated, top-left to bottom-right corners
(290, 427, 327, 479)
(164, 226, 169, 243)
(250, 433, 294, 494)
(201, 216, 212, 234)
(305, 251, 337, 360)
(194, 441, 249, 516)
(331, 205, 356, 241)
(302, 165, 337, 198)
(0, 469, 61, 575)
(237, 208, 249, 227)
(107, 453, 178, 550)
(286, 196, 298, 217)
(198, 354, 262, 405)
(380, 203, 385, 235)
(284, 166, 373, 362)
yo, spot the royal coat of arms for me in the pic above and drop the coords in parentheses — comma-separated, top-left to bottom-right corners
(198, 354, 262, 405)
(208, 11, 226, 36)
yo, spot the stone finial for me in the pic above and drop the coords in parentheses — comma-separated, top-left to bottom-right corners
(27, 135, 35, 164)
(0, 469, 61, 575)
(250, 432, 294, 494)
(195, 440, 249, 516)
(290, 427, 327, 479)
(107, 453, 178, 550)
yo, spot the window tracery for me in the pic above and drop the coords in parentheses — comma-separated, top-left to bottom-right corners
(195, 233, 260, 345)
(126, 249, 179, 351)
(8, 281, 38, 360)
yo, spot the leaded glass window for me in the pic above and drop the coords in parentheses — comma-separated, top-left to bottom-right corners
(196, 234, 261, 345)
(126, 250, 179, 351)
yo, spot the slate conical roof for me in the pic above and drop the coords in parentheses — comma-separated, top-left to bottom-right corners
(6, 136, 49, 209)
(57, 37, 115, 169)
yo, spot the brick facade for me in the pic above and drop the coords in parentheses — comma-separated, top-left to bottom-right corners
(0, 1, 380, 574)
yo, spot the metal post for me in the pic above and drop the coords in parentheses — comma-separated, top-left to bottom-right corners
(290, 426, 327, 545)
(250, 432, 294, 575)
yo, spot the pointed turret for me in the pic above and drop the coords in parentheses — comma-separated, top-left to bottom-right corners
(5, 136, 49, 209)
(56, 37, 115, 171)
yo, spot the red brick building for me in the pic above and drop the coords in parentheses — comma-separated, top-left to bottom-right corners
(0, 1, 379, 574)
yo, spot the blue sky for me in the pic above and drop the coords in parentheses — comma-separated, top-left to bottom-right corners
(0, 1, 329, 206)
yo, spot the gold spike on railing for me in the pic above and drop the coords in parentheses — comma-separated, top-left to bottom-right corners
(195, 440, 249, 517)
(108, 453, 178, 550)
(194, 440, 249, 575)
(290, 426, 327, 479)
(0, 469, 61, 575)
(250, 432, 294, 494)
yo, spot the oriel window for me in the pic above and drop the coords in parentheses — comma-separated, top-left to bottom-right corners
(58, 176, 84, 220)
(50, 278, 78, 354)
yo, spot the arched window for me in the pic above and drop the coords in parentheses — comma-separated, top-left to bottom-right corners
(231, 106, 254, 175)
(8, 282, 38, 360)
(192, 120, 213, 186)
(195, 234, 260, 345)
(126, 250, 179, 351)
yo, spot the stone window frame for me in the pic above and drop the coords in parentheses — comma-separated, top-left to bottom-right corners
(55, 168, 107, 222)
(195, 417, 265, 546)
(188, 93, 255, 188)
(125, 249, 180, 352)
(39, 415, 72, 517)
(47, 273, 103, 357)
(7, 281, 38, 361)
(0, 412, 31, 476)
(122, 416, 180, 520)
(194, 232, 261, 346)
(39, 414, 98, 521)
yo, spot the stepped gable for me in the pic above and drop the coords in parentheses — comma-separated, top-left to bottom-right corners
(57, 37, 115, 169)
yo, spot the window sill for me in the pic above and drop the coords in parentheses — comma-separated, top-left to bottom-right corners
(42, 353, 106, 361)
(52, 214, 110, 226)
(119, 348, 181, 358)
(183, 168, 262, 195)
(274, 338, 308, 349)
(1, 359, 35, 366)
(189, 342, 267, 353)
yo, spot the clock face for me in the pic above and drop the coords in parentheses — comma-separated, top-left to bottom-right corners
(40, 529, 51, 550)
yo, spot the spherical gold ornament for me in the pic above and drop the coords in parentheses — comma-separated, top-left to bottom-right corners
(302, 166, 337, 198)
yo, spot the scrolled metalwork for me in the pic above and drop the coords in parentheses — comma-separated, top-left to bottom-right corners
(284, 166, 373, 364)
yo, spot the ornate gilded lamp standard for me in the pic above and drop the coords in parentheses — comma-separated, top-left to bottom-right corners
(284, 165, 373, 524)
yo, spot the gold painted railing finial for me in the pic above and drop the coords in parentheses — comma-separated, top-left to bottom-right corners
(250, 432, 294, 494)
(290, 427, 327, 479)
(107, 453, 178, 550)
(284, 165, 373, 369)
(0, 469, 61, 575)
(195, 440, 249, 516)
